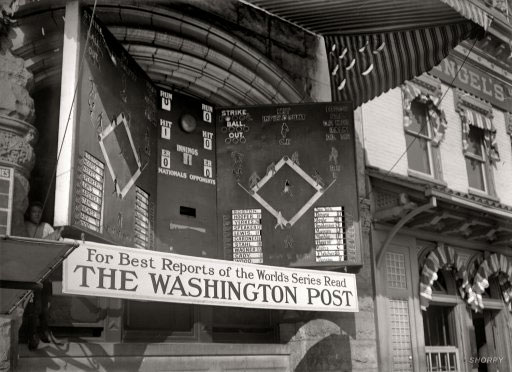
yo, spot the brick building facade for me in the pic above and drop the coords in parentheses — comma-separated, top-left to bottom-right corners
(364, 37, 512, 370)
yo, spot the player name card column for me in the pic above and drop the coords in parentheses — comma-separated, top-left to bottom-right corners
(314, 206, 345, 263)
(75, 152, 105, 233)
(232, 209, 263, 264)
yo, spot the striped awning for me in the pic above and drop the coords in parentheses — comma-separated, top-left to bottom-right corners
(245, 0, 478, 35)
(325, 22, 477, 108)
(459, 107, 500, 162)
(419, 244, 468, 311)
(245, 0, 485, 108)
(439, 0, 494, 31)
(462, 108, 493, 131)
(467, 253, 512, 312)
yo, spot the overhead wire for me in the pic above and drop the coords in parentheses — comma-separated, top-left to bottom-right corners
(362, 36, 479, 202)
(34, 3, 480, 241)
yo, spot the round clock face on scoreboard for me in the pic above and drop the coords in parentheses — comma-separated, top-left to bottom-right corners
(180, 113, 197, 133)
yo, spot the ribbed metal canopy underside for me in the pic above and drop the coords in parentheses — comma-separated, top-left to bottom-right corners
(13, 0, 486, 108)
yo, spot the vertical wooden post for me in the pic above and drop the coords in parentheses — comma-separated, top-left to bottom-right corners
(55, 0, 81, 227)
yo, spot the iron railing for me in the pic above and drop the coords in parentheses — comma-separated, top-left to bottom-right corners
(425, 346, 459, 372)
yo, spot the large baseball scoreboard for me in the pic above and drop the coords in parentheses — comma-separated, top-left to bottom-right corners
(216, 104, 360, 267)
(55, 8, 362, 269)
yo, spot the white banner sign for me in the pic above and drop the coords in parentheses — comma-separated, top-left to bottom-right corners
(63, 242, 358, 312)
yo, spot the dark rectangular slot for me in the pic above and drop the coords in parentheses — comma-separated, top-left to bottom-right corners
(180, 206, 196, 217)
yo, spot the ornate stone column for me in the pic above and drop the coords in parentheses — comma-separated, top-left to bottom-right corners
(0, 0, 36, 236)
(0, 1, 37, 370)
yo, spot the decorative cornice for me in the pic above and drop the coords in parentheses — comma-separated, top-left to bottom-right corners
(454, 88, 493, 115)
(456, 41, 512, 84)
(0, 114, 37, 176)
(411, 74, 443, 97)
(367, 166, 512, 219)
(402, 76, 447, 146)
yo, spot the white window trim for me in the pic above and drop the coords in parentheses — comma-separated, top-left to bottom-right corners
(405, 101, 435, 177)
(465, 127, 489, 194)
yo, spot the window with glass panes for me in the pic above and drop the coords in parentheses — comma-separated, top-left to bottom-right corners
(464, 126, 487, 192)
(405, 99, 433, 175)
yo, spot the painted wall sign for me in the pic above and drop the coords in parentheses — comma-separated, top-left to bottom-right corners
(56, 8, 157, 248)
(430, 55, 512, 112)
(63, 241, 359, 312)
(217, 103, 361, 267)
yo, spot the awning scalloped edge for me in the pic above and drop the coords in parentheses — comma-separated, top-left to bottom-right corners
(439, 0, 494, 31)
(420, 244, 469, 311)
(467, 253, 512, 312)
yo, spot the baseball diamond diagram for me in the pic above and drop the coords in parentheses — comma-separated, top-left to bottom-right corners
(238, 155, 337, 228)
(216, 103, 361, 268)
(59, 8, 362, 270)
(69, 8, 158, 248)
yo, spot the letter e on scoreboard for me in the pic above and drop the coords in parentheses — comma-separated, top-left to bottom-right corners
(161, 149, 170, 169)
(204, 159, 212, 178)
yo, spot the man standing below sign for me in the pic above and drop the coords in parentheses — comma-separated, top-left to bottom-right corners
(23, 201, 63, 350)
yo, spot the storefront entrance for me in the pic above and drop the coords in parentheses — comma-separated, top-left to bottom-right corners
(423, 304, 459, 372)
(471, 310, 499, 372)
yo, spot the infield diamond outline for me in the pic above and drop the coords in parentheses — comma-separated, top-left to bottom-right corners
(238, 156, 335, 229)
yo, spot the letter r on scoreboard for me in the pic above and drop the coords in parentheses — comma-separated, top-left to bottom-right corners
(161, 149, 170, 169)
(204, 159, 212, 178)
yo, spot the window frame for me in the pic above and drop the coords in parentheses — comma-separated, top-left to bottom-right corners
(404, 99, 435, 177)
(464, 126, 489, 193)
(422, 303, 457, 347)
(402, 75, 445, 182)
(455, 89, 497, 197)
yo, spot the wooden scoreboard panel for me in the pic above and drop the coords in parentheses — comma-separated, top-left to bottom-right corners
(69, 9, 158, 248)
(155, 90, 217, 257)
(216, 103, 361, 268)
(59, 9, 362, 267)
